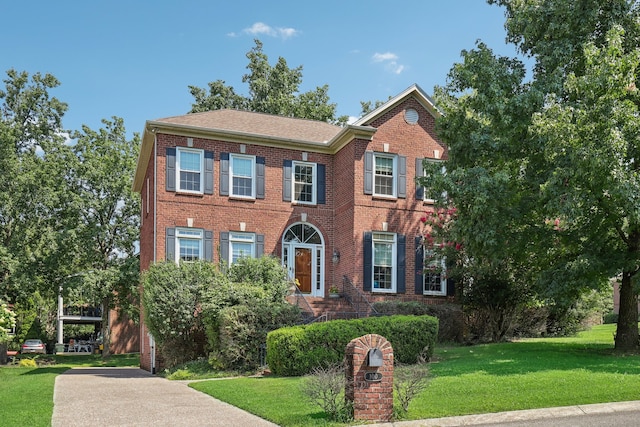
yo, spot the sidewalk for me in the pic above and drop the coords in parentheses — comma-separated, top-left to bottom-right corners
(51, 367, 277, 427)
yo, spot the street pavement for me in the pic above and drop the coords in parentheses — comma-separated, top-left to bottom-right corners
(52, 367, 640, 427)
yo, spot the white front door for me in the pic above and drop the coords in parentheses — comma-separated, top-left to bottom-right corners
(282, 223, 324, 297)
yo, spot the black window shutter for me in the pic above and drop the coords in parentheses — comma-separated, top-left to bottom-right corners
(220, 232, 229, 264)
(317, 163, 326, 204)
(204, 151, 214, 195)
(447, 277, 456, 297)
(364, 151, 373, 195)
(220, 153, 229, 196)
(204, 230, 213, 261)
(256, 234, 265, 257)
(166, 148, 176, 192)
(282, 160, 292, 202)
(363, 231, 372, 291)
(398, 155, 407, 198)
(397, 234, 406, 293)
(415, 236, 424, 294)
(166, 227, 175, 261)
(256, 156, 265, 199)
(415, 158, 425, 200)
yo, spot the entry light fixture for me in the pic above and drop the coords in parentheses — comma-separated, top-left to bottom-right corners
(332, 248, 340, 264)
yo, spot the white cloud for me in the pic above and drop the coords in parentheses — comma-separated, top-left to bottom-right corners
(372, 52, 405, 75)
(242, 22, 299, 40)
(372, 52, 398, 62)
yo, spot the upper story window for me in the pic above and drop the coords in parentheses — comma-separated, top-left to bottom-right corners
(165, 147, 213, 195)
(220, 153, 265, 200)
(177, 148, 203, 192)
(364, 151, 406, 199)
(374, 155, 396, 197)
(231, 154, 255, 198)
(282, 160, 326, 205)
(293, 162, 316, 204)
(416, 158, 447, 203)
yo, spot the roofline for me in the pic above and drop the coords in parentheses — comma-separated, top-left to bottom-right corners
(354, 83, 441, 126)
(132, 120, 376, 192)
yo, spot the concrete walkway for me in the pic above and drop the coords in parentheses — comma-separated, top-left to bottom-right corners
(52, 367, 278, 427)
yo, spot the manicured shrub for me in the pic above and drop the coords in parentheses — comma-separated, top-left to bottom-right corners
(267, 315, 438, 376)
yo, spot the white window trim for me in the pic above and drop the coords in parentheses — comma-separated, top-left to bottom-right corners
(176, 147, 204, 194)
(373, 153, 398, 198)
(175, 228, 203, 262)
(423, 159, 447, 204)
(292, 161, 317, 205)
(372, 232, 397, 293)
(423, 249, 447, 296)
(229, 232, 256, 265)
(230, 154, 256, 199)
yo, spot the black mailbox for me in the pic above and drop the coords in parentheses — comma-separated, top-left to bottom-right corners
(367, 348, 383, 367)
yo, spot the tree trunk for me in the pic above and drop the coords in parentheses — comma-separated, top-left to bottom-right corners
(101, 296, 111, 358)
(614, 271, 639, 352)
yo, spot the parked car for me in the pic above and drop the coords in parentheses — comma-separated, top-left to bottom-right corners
(21, 339, 46, 354)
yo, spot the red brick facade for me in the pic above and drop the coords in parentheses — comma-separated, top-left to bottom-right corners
(134, 85, 452, 372)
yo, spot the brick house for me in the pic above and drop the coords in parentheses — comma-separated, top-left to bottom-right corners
(132, 84, 453, 372)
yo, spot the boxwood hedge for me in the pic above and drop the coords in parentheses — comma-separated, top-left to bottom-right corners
(266, 315, 438, 376)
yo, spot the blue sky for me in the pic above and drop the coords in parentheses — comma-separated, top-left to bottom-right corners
(2, 1, 522, 137)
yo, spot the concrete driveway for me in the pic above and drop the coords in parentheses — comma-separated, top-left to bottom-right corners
(52, 367, 277, 427)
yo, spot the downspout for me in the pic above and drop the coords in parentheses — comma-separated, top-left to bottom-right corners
(151, 132, 157, 374)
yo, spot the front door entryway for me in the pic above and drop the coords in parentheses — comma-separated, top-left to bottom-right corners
(282, 223, 325, 297)
(295, 247, 312, 293)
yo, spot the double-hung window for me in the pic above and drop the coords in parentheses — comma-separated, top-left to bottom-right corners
(177, 148, 203, 193)
(231, 154, 255, 198)
(177, 228, 202, 261)
(372, 232, 396, 292)
(166, 147, 213, 194)
(293, 161, 316, 204)
(374, 155, 396, 197)
(364, 151, 406, 198)
(229, 232, 255, 264)
(424, 249, 447, 296)
(219, 231, 265, 266)
(416, 158, 446, 203)
(165, 227, 213, 262)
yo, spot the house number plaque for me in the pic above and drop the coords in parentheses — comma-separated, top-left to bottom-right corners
(364, 372, 383, 382)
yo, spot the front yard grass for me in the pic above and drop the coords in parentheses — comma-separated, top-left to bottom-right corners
(190, 324, 640, 427)
(0, 353, 140, 426)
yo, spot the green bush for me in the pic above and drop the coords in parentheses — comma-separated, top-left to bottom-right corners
(211, 302, 301, 370)
(372, 301, 463, 342)
(142, 261, 221, 367)
(267, 315, 438, 376)
(603, 312, 618, 324)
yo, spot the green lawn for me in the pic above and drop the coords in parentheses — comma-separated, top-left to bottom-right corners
(190, 324, 640, 427)
(0, 353, 140, 426)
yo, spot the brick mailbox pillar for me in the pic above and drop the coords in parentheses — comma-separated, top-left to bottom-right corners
(345, 334, 394, 422)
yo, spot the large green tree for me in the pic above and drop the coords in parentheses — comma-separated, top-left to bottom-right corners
(425, 0, 640, 351)
(189, 39, 348, 125)
(66, 117, 140, 355)
(0, 69, 76, 302)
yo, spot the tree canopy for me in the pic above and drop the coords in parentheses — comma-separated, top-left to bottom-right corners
(189, 39, 349, 125)
(0, 69, 140, 349)
(423, 0, 640, 350)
